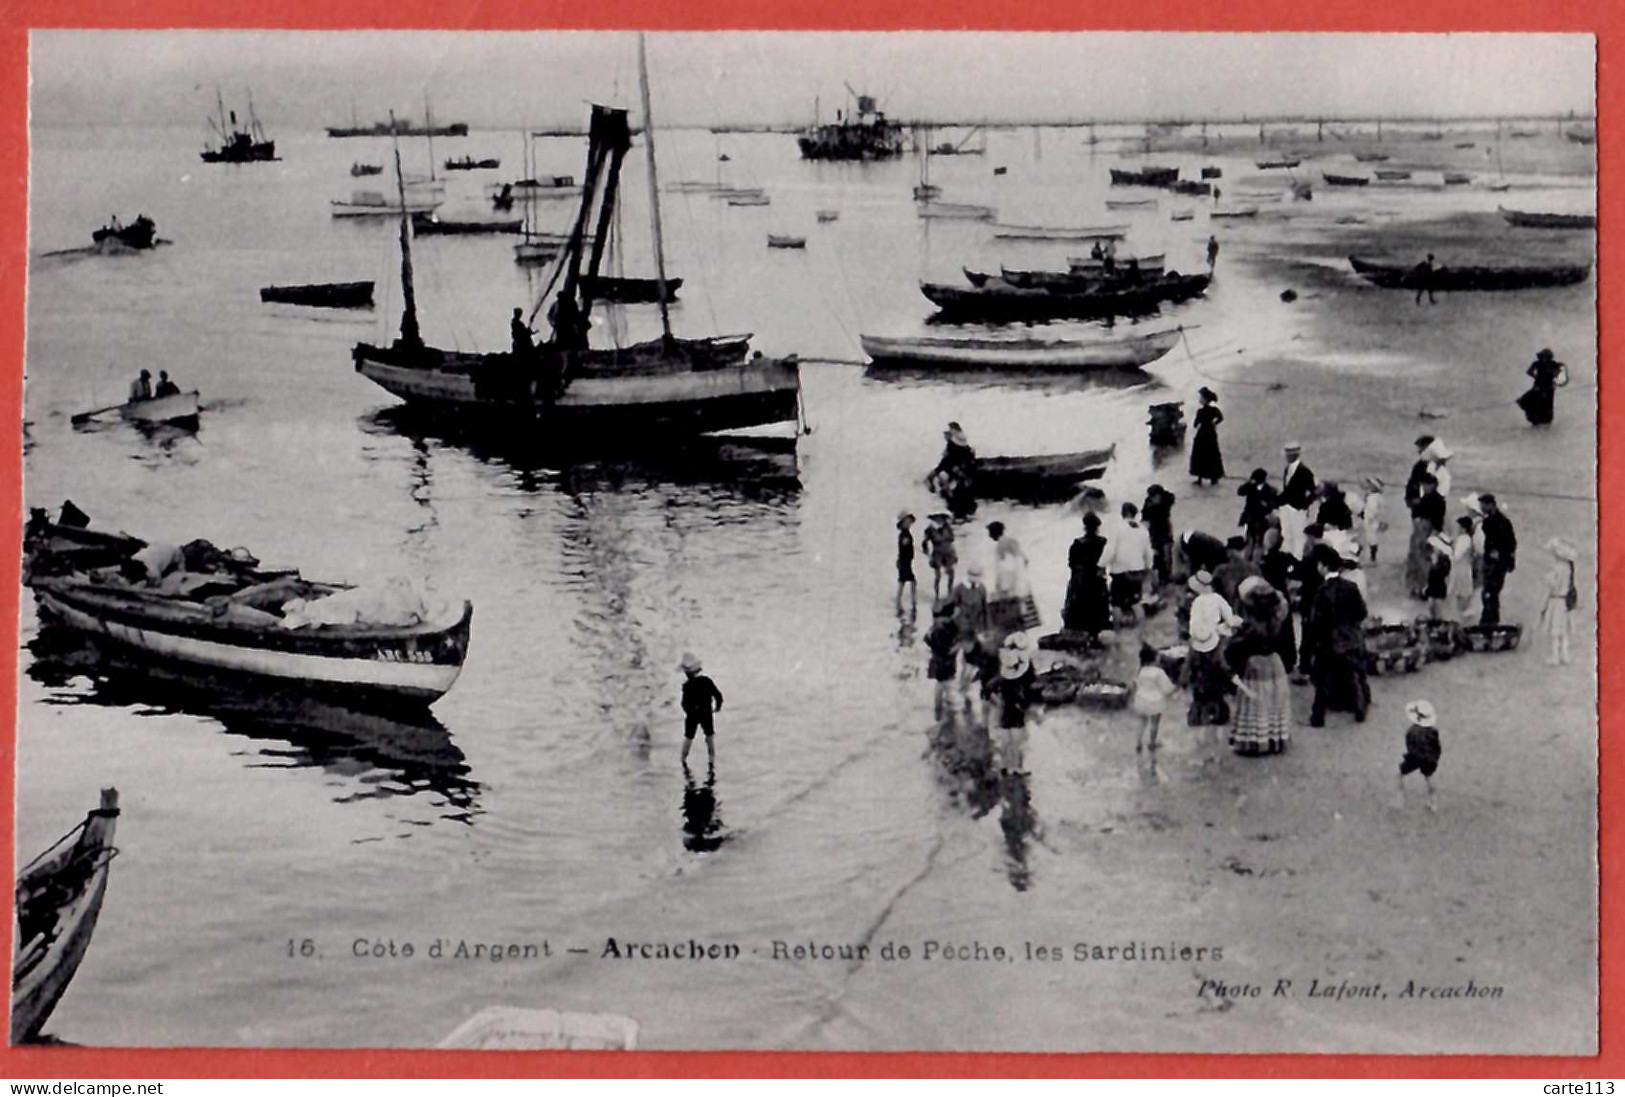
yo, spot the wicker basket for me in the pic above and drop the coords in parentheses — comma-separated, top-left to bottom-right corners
(1460, 623, 1523, 653)
(1075, 679, 1133, 709)
(1035, 664, 1099, 705)
(1416, 619, 1462, 661)
(1367, 644, 1426, 675)
(1156, 644, 1189, 683)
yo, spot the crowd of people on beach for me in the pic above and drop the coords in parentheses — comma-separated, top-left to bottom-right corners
(891, 361, 1582, 811)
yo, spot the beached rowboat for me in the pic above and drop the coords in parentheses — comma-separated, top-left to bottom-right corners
(1348, 255, 1592, 291)
(1322, 173, 1370, 186)
(860, 330, 1179, 371)
(12, 789, 120, 1044)
(917, 201, 995, 220)
(1110, 167, 1180, 187)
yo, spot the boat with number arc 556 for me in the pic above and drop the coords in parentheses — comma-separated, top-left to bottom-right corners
(351, 37, 804, 443)
(23, 506, 473, 709)
(920, 272, 1211, 322)
(860, 329, 1180, 371)
(1499, 207, 1596, 230)
(1348, 254, 1592, 291)
(12, 788, 120, 1044)
(260, 281, 376, 309)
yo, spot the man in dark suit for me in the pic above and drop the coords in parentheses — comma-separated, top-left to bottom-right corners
(1305, 545, 1370, 727)
(1278, 441, 1317, 559)
(1478, 493, 1518, 626)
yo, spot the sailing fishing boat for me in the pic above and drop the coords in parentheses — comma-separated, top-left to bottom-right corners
(352, 37, 803, 440)
(200, 88, 276, 163)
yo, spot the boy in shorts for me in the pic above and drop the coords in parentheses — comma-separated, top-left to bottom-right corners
(679, 652, 724, 765)
(1397, 699, 1442, 811)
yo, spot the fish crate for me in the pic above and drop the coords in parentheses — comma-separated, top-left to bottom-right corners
(1147, 402, 1187, 447)
(1460, 623, 1523, 653)
(1075, 679, 1133, 709)
(1364, 621, 1425, 675)
(1416, 618, 1463, 661)
(1034, 663, 1099, 705)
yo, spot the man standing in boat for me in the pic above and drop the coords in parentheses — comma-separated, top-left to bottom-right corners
(511, 307, 534, 357)
(128, 369, 152, 403)
(154, 371, 180, 399)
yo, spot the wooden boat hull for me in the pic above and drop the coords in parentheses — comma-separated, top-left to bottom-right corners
(1109, 167, 1179, 187)
(1374, 170, 1412, 181)
(1499, 207, 1596, 230)
(1210, 208, 1260, 219)
(767, 236, 807, 249)
(411, 216, 524, 235)
(353, 341, 802, 436)
(32, 581, 472, 707)
(1064, 253, 1166, 275)
(970, 445, 1117, 498)
(331, 198, 443, 218)
(119, 390, 200, 427)
(201, 142, 276, 163)
(860, 329, 1179, 370)
(1323, 173, 1370, 186)
(12, 792, 119, 1044)
(992, 223, 1127, 242)
(261, 281, 375, 308)
(917, 202, 995, 220)
(1255, 160, 1300, 169)
(581, 275, 684, 302)
(920, 275, 1210, 322)
(1348, 255, 1592, 291)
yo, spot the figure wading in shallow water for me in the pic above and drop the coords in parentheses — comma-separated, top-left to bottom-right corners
(679, 652, 724, 766)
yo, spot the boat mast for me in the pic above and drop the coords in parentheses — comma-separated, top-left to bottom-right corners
(636, 33, 673, 343)
(247, 89, 263, 142)
(390, 112, 421, 349)
(214, 85, 228, 140)
(426, 94, 437, 181)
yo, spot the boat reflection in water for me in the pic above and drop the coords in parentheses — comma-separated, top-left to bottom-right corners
(25, 628, 480, 821)
(361, 405, 803, 502)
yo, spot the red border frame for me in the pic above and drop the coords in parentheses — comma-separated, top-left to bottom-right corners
(0, 1, 1615, 1079)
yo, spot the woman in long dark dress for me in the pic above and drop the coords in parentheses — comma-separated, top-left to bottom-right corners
(1061, 512, 1112, 637)
(1190, 387, 1226, 485)
(1516, 348, 1568, 426)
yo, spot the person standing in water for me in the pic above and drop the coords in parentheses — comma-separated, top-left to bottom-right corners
(896, 512, 918, 611)
(678, 653, 724, 765)
(1413, 253, 1438, 305)
(1206, 235, 1220, 271)
(1517, 348, 1569, 427)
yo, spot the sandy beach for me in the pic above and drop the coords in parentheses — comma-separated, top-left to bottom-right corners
(883, 209, 1599, 1054)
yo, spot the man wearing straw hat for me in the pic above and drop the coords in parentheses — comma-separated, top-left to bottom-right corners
(1278, 441, 1316, 559)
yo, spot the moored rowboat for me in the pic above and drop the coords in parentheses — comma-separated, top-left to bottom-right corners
(12, 789, 120, 1044)
(860, 329, 1180, 370)
(991, 222, 1128, 241)
(1348, 254, 1592, 291)
(920, 273, 1211, 322)
(260, 281, 375, 308)
(119, 390, 200, 427)
(24, 509, 474, 709)
(1498, 207, 1596, 230)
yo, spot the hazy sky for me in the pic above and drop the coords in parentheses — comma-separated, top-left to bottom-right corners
(30, 31, 1595, 131)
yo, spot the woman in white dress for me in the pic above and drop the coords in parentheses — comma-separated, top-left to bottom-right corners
(1446, 515, 1478, 623)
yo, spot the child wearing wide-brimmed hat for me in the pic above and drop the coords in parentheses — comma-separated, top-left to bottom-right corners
(1398, 699, 1443, 811)
(1359, 475, 1385, 562)
(678, 652, 725, 765)
(1539, 537, 1580, 666)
